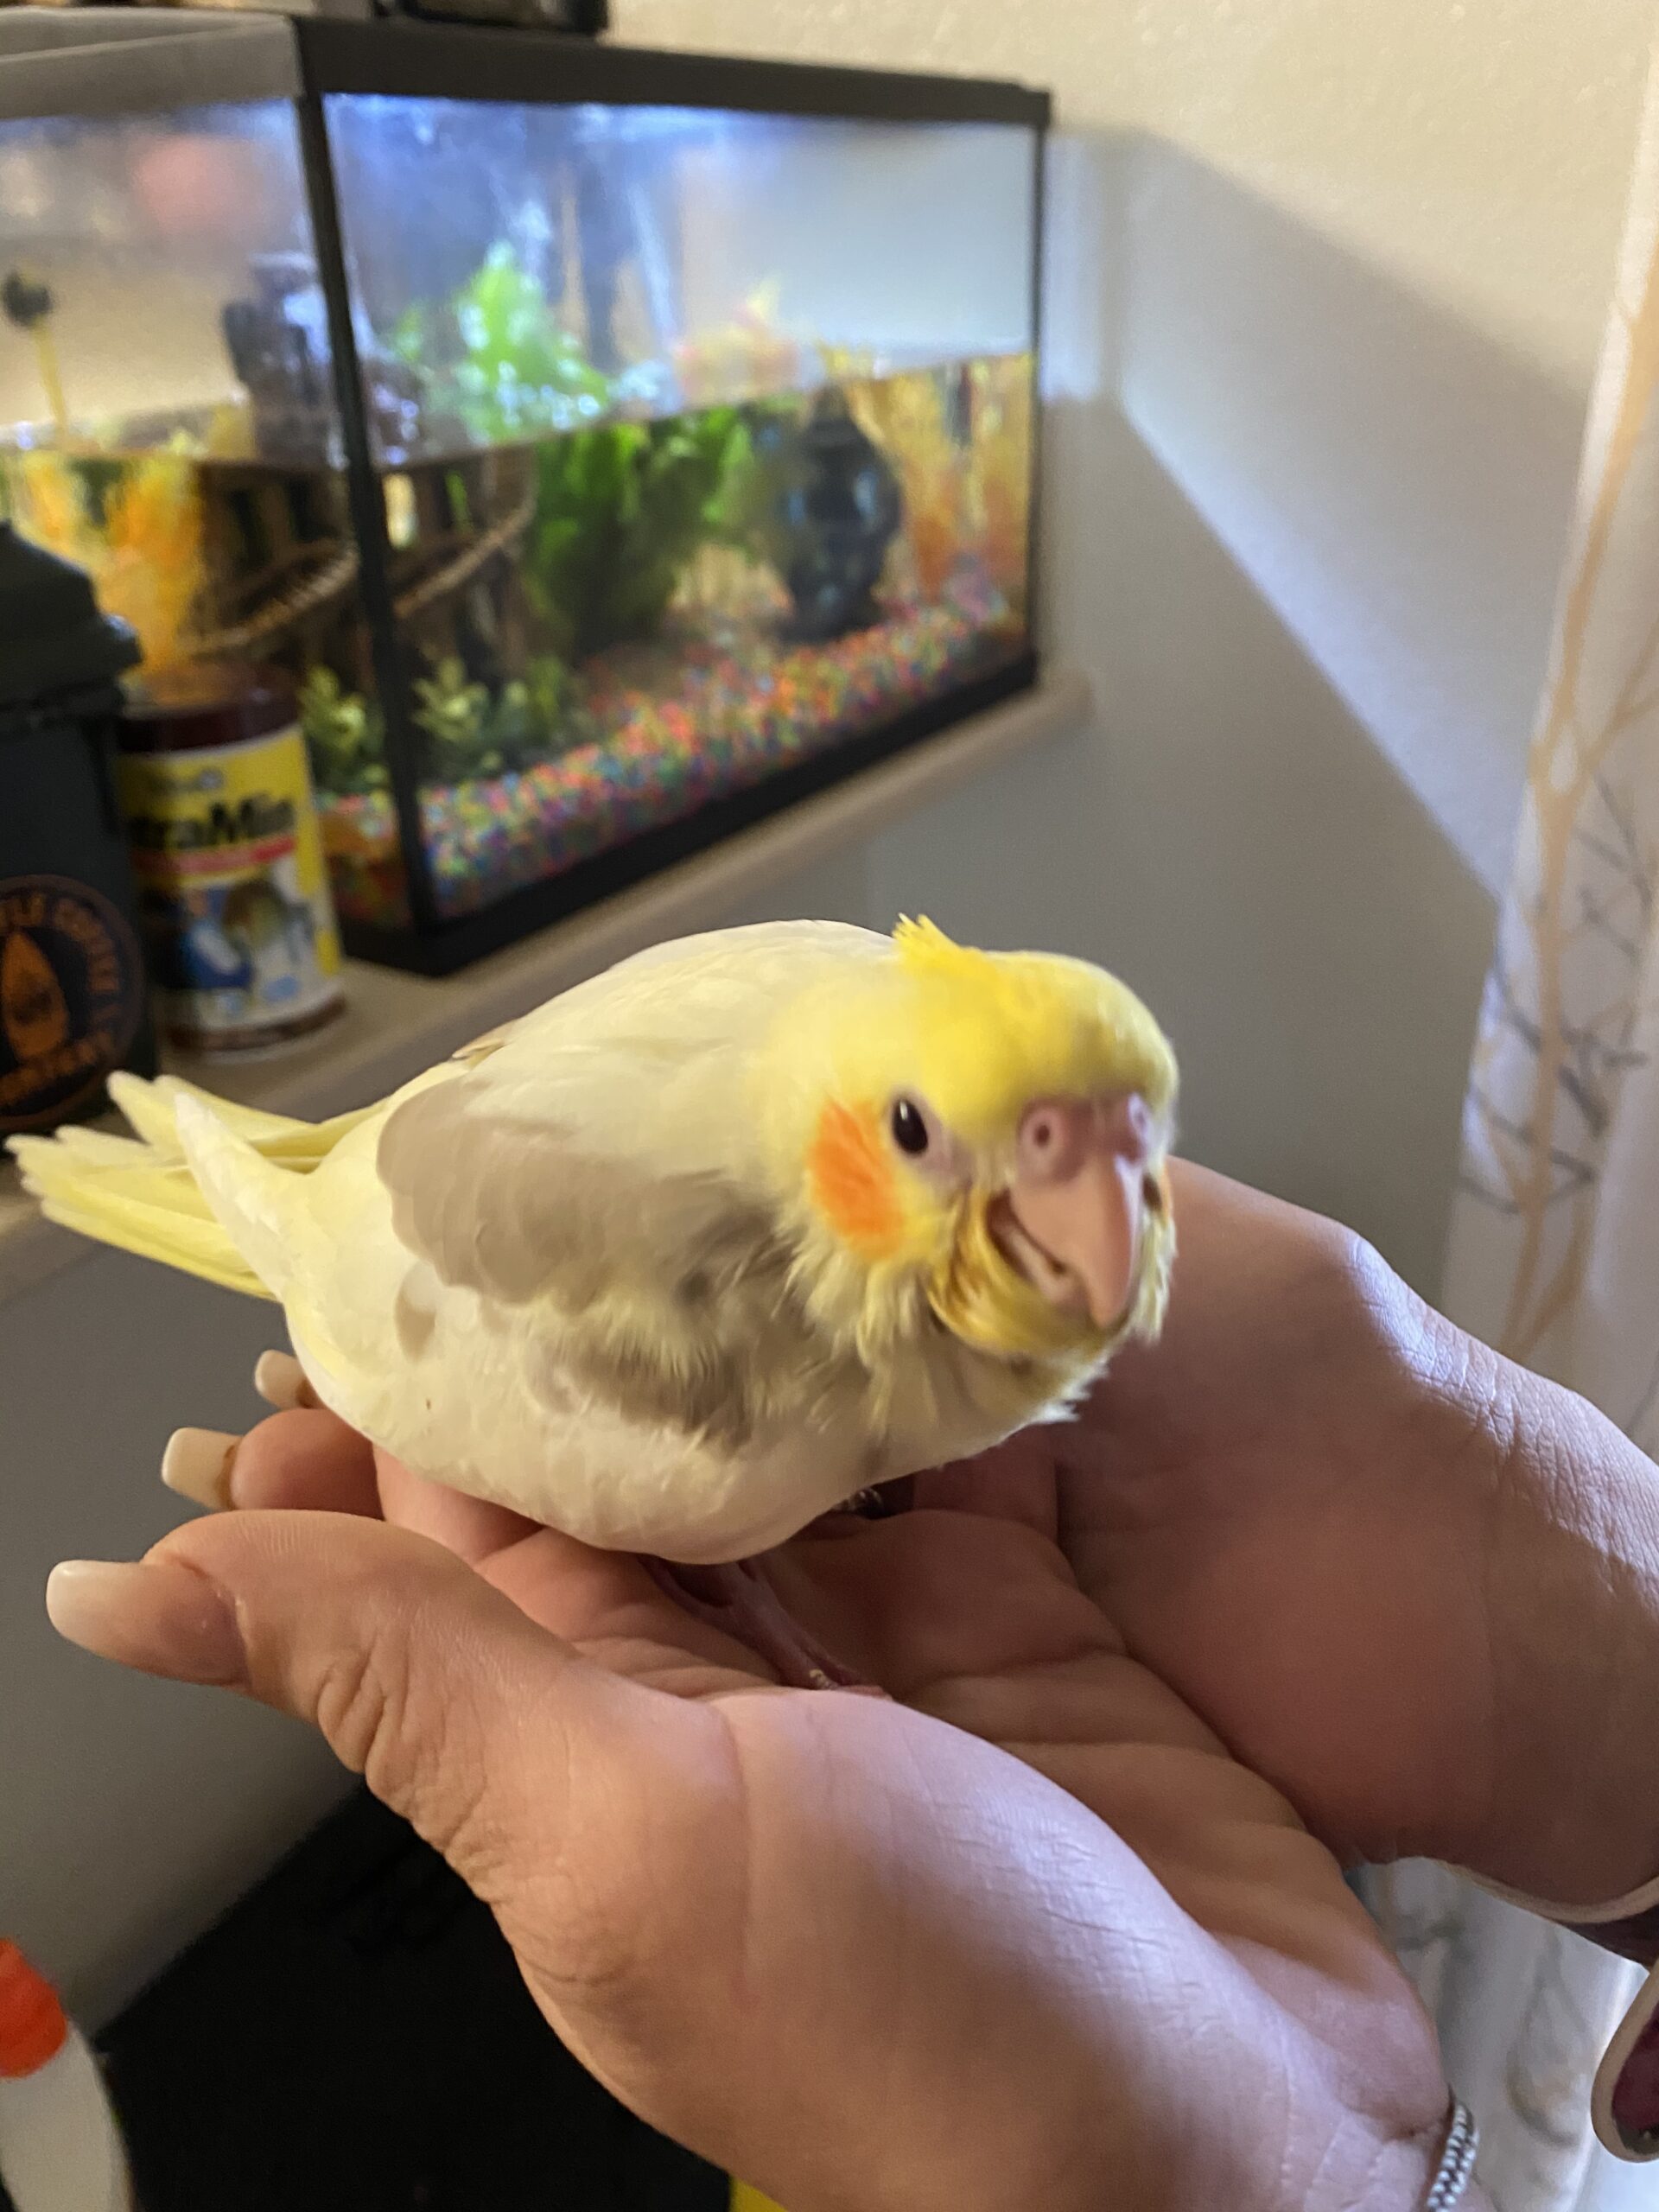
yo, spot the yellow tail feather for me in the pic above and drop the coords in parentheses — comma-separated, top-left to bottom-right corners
(8, 1075, 372, 1301)
(105, 1073, 374, 1164)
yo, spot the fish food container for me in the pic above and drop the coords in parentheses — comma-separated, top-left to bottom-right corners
(0, 520, 157, 1138)
(0, 8, 1046, 971)
(117, 662, 345, 1052)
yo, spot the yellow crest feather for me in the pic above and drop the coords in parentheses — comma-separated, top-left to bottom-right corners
(893, 914, 990, 982)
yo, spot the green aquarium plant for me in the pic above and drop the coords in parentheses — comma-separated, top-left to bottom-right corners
(411, 655, 494, 779)
(298, 668, 388, 798)
(394, 245, 611, 446)
(524, 406, 753, 664)
(487, 654, 595, 767)
(411, 652, 584, 785)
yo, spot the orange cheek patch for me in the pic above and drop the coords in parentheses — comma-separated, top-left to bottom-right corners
(807, 1102, 903, 1255)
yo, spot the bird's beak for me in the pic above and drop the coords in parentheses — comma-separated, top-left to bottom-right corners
(995, 1095, 1154, 1330)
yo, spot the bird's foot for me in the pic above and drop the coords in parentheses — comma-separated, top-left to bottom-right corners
(641, 1556, 883, 1694)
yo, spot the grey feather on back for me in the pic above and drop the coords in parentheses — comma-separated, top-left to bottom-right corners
(376, 1075, 857, 1451)
(378, 1078, 592, 1303)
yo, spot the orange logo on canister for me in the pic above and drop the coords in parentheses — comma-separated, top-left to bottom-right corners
(1, 928, 70, 1063)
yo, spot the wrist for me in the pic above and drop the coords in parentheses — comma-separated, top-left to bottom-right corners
(1438, 1332, 1659, 1904)
(1350, 2098, 1481, 2212)
(1256, 2094, 1469, 2212)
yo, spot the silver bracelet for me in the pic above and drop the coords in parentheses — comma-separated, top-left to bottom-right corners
(1426, 2100, 1479, 2211)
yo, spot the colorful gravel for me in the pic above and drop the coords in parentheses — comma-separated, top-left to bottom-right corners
(321, 565, 1021, 931)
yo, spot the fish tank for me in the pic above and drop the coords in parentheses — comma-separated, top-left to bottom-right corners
(0, 10, 1046, 970)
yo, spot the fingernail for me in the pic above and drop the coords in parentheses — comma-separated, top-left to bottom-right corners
(46, 1560, 245, 1684)
(253, 1351, 314, 1413)
(161, 1427, 240, 1511)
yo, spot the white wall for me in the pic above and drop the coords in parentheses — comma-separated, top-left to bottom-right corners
(6, 0, 1657, 2025)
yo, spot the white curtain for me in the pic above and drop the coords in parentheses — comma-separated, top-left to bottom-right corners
(1368, 30, 1659, 2211)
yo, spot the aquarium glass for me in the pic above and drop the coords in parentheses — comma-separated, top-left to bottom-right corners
(320, 97, 1039, 927)
(0, 99, 405, 919)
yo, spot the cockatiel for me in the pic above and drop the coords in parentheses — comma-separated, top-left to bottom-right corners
(10, 918, 1178, 1684)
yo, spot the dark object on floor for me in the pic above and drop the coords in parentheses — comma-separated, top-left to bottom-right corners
(99, 1789, 725, 2212)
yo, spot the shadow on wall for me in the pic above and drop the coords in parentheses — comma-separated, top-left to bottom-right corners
(1098, 134, 1594, 900)
(870, 132, 1598, 1294)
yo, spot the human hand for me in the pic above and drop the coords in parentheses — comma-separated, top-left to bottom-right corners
(46, 1406, 1454, 2212)
(804, 1160, 1659, 1912)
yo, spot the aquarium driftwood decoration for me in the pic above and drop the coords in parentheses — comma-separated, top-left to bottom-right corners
(192, 539, 361, 661)
(391, 479, 537, 626)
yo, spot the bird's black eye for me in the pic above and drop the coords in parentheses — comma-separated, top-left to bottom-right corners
(890, 1097, 930, 1156)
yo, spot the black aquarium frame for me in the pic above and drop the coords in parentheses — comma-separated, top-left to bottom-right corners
(289, 20, 1051, 974)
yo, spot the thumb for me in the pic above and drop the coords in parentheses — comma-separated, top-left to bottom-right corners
(45, 1510, 682, 1917)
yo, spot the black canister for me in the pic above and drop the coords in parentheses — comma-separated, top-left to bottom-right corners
(0, 522, 157, 1136)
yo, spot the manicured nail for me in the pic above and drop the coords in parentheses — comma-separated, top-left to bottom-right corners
(46, 1560, 245, 1684)
(161, 1428, 240, 1511)
(253, 1351, 315, 1413)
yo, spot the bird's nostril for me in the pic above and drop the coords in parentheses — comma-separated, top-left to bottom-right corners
(1020, 1109, 1068, 1171)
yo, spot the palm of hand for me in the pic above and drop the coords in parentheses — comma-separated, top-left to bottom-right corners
(322, 1431, 1445, 2210)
